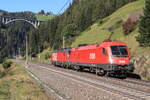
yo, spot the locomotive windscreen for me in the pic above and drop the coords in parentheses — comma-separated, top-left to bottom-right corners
(110, 46, 128, 57)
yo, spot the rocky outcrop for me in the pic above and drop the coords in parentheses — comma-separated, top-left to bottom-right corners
(132, 55, 150, 80)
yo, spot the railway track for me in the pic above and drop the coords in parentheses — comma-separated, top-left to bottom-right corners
(30, 63, 150, 100)
(36, 62, 150, 92)
(98, 77, 150, 93)
(125, 78, 150, 87)
(15, 60, 150, 100)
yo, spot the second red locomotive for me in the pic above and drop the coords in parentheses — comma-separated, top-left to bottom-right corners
(51, 40, 134, 77)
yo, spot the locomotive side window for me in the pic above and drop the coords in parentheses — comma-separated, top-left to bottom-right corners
(102, 48, 108, 56)
(68, 50, 71, 55)
(111, 46, 128, 57)
(67, 50, 71, 56)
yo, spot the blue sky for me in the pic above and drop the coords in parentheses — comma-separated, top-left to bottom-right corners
(0, 0, 72, 14)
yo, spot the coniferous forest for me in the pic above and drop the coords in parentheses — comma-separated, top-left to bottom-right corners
(0, 11, 36, 62)
(137, 0, 150, 46)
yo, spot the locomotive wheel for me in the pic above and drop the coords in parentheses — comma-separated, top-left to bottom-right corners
(79, 66, 84, 72)
(90, 67, 95, 73)
(70, 65, 74, 70)
(118, 73, 127, 79)
(63, 65, 67, 69)
(74, 66, 80, 71)
(73, 65, 76, 70)
(120, 74, 127, 79)
(66, 65, 69, 69)
(97, 68, 106, 76)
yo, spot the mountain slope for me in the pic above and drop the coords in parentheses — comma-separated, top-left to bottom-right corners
(72, 0, 147, 54)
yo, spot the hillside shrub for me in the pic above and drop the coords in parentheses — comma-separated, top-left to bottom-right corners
(2, 61, 12, 70)
(97, 19, 104, 26)
(122, 18, 137, 35)
(44, 53, 50, 60)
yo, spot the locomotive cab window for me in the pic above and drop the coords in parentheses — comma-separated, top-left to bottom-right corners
(102, 48, 108, 56)
(110, 45, 128, 57)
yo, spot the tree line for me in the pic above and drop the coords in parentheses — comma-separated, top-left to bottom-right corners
(137, 0, 150, 46)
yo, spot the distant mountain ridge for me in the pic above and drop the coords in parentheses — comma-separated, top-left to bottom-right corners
(0, 9, 7, 15)
(0, 9, 7, 12)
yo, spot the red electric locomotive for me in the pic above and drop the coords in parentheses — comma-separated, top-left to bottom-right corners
(51, 41, 134, 77)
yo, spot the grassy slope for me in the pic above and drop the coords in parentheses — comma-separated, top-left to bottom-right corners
(29, 48, 52, 63)
(72, 0, 150, 55)
(0, 63, 49, 100)
(36, 15, 54, 21)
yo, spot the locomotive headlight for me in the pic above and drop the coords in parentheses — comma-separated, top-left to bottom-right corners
(109, 58, 116, 64)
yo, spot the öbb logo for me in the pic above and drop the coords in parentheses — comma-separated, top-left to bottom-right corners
(89, 53, 96, 59)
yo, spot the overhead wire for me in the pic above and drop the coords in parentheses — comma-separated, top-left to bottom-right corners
(57, 0, 72, 14)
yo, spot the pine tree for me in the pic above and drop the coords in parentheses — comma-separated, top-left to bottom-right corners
(137, 0, 150, 46)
